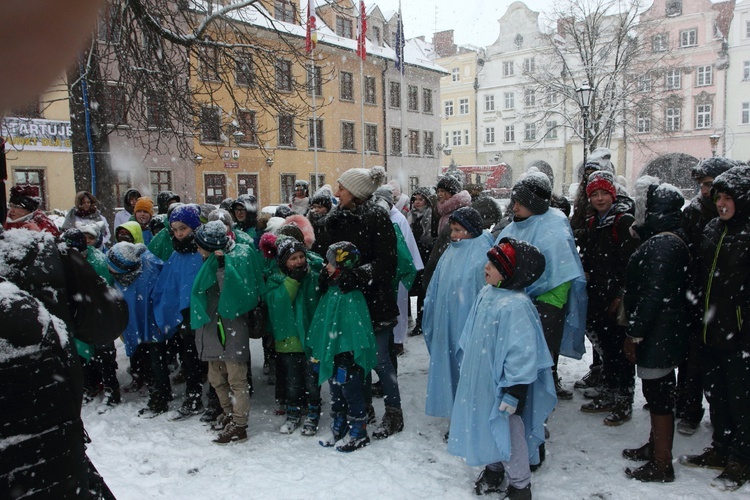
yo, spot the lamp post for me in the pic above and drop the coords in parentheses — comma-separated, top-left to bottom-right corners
(575, 83, 594, 168)
(709, 133, 721, 157)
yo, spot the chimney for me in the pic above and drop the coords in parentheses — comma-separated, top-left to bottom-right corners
(433, 30, 457, 57)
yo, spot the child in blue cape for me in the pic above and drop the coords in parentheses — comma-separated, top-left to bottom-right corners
(308, 241, 377, 453)
(448, 238, 557, 499)
(107, 241, 164, 415)
(151, 204, 205, 419)
(423, 207, 493, 422)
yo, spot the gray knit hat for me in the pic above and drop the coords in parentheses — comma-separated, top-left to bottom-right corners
(511, 168, 552, 215)
(337, 166, 386, 201)
(194, 220, 229, 251)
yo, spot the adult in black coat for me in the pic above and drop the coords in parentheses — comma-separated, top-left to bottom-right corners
(622, 182, 690, 483)
(318, 166, 403, 439)
(0, 227, 128, 498)
(680, 165, 750, 491)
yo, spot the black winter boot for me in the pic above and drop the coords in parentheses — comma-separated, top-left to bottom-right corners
(474, 466, 505, 495)
(319, 411, 348, 447)
(625, 414, 675, 483)
(506, 484, 531, 500)
(623, 434, 654, 461)
(710, 460, 750, 491)
(336, 416, 369, 452)
(373, 406, 404, 439)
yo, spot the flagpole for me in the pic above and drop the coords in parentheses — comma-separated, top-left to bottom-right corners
(398, 3, 405, 175)
(307, 0, 319, 191)
(359, 5, 365, 168)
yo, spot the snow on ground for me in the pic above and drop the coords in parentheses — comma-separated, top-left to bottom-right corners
(84, 324, 746, 499)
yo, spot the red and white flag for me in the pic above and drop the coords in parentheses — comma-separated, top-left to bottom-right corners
(356, 1, 367, 61)
(306, 0, 317, 53)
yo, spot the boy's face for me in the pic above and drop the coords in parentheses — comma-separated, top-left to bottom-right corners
(715, 192, 735, 221)
(589, 189, 614, 217)
(84, 233, 97, 246)
(171, 221, 193, 241)
(450, 221, 472, 242)
(325, 261, 337, 276)
(286, 250, 307, 270)
(135, 210, 152, 225)
(484, 261, 503, 286)
(512, 201, 533, 219)
(196, 246, 211, 259)
(234, 206, 247, 222)
(116, 228, 134, 243)
(310, 203, 328, 215)
(128, 195, 138, 207)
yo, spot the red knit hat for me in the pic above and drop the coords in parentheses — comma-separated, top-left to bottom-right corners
(586, 170, 617, 199)
(487, 241, 517, 281)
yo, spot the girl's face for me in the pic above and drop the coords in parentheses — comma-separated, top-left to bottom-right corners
(484, 261, 503, 286)
(84, 233, 97, 246)
(325, 261, 337, 276)
(234, 206, 247, 222)
(80, 196, 92, 211)
(412, 194, 426, 210)
(310, 203, 328, 215)
(286, 251, 307, 270)
(335, 183, 356, 210)
(715, 192, 736, 221)
(135, 210, 152, 226)
(436, 188, 451, 203)
(7, 203, 30, 220)
(450, 221, 472, 242)
(171, 221, 193, 241)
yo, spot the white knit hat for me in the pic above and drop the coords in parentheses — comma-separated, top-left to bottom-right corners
(337, 166, 386, 201)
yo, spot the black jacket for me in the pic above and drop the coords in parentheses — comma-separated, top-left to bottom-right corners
(318, 200, 399, 327)
(625, 184, 690, 368)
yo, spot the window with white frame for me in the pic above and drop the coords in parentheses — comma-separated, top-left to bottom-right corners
(545, 91, 558, 106)
(665, 69, 682, 90)
(504, 125, 515, 142)
(638, 73, 652, 92)
(452, 67, 460, 82)
(665, 107, 681, 132)
(523, 57, 535, 73)
(503, 61, 514, 77)
(459, 98, 469, 115)
(652, 33, 669, 52)
(504, 92, 515, 109)
(680, 28, 697, 48)
(464, 130, 470, 146)
(485, 127, 495, 144)
(696, 65, 713, 86)
(546, 121, 558, 139)
(451, 130, 462, 146)
(742, 102, 750, 124)
(696, 104, 712, 129)
(524, 123, 536, 141)
(524, 88, 536, 107)
(743, 61, 750, 81)
(746, 20, 750, 38)
(444, 100, 454, 116)
(409, 176, 419, 195)
(485, 94, 495, 112)
(637, 109, 651, 133)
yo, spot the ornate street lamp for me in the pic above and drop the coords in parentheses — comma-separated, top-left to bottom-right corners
(709, 133, 721, 157)
(575, 83, 594, 167)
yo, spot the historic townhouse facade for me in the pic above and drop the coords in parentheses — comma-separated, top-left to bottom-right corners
(725, 0, 750, 163)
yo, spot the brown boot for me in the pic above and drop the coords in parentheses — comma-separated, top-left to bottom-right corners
(625, 413, 675, 482)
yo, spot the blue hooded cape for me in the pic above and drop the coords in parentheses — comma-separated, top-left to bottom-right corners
(448, 285, 557, 466)
(114, 251, 164, 356)
(152, 249, 203, 338)
(422, 231, 494, 418)
(497, 209, 587, 359)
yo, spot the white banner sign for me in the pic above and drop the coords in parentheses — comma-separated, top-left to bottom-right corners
(2, 117, 73, 152)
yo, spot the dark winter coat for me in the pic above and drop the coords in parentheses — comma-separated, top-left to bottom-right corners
(625, 184, 690, 368)
(700, 166, 750, 351)
(408, 186, 437, 263)
(578, 195, 639, 330)
(317, 200, 399, 327)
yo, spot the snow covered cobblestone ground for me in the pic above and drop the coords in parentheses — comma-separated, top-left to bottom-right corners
(84, 327, 746, 499)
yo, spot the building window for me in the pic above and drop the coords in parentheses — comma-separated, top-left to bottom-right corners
(97, 4, 121, 44)
(150, 170, 172, 194)
(485, 127, 495, 144)
(340, 121, 355, 151)
(308, 118, 324, 149)
(464, 129, 470, 146)
(422, 88, 433, 113)
(504, 125, 515, 142)
(336, 16, 353, 38)
(742, 103, 750, 124)
(200, 106, 221, 143)
(696, 104, 712, 129)
(423, 131, 434, 156)
(504, 92, 515, 109)
(309, 173, 325, 193)
(13, 169, 47, 210)
(546, 121, 558, 139)
(485, 94, 495, 112)
(372, 26, 381, 45)
(637, 73, 653, 92)
(275, 59, 293, 91)
(389, 81, 401, 108)
(200, 42, 221, 81)
(409, 176, 419, 195)
(364, 76, 376, 105)
(652, 33, 669, 52)
(696, 65, 713, 86)
(744, 61, 750, 81)
(238, 174, 259, 200)
(146, 93, 168, 129)
(459, 98, 469, 115)
(524, 88, 536, 107)
(204, 174, 227, 205)
(340, 71, 354, 101)
(665, 107, 681, 132)
(451, 130, 462, 146)
(503, 61, 514, 77)
(666, 0, 682, 16)
(238, 110, 257, 145)
(280, 174, 296, 204)
(390, 127, 402, 155)
(366, 124, 378, 152)
(452, 67, 460, 82)
(113, 171, 131, 206)
(746, 20, 750, 39)
(279, 114, 295, 147)
(408, 85, 419, 111)
(665, 69, 681, 90)
(235, 52, 254, 86)
(680, 28, 697, 48)
(637, 109, 651, 133)
(275, 0, 296, 23)
(104, 84, 127, 125)
(523, 57, 535, 73)
(524, 123, 536, 141)
(514, 34, 524, 48)
(306, 65, 323, 96)
(444, 100, 454, 116)
(408, 130, 420, 155)
(545, 91, 558, 106)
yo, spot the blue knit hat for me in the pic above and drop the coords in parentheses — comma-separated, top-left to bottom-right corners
(169, 204, 201, 230)
(194, 220, 229, 251)
(449, 207, 484, 238)
(107, 242, 146, 274)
